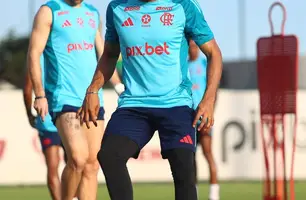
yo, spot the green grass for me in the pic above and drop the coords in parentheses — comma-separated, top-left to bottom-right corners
(0, 182, 305, 200)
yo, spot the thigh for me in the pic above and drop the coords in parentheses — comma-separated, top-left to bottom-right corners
(198, 128, 213, 154)
(105, 108, 154, 158)
(156, 106, 196, 158)
(167, 148, 195, 171)
(82, 120, 104, 161)
(55, 112, 87, 159)
(81, 107, 105, 160)
(99, 134, 140, 162)
(51, 105, 105, 125)
(195, 120, 212, 145)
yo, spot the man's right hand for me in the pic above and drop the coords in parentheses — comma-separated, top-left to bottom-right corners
(77, 92, 100, 129)
(33, 97, 48, 122)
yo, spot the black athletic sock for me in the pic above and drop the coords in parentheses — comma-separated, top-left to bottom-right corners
(165, 148, 197, 200)
(98, 135, 139, 200)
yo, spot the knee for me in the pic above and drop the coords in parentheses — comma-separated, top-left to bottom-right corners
(98, 146, 127, 171)
(68, 152, 89, 172)
(97, 147, 115, 170)
(98, 135, 138, 170)
(47, 167, 59, 185)
(83, 159, 100, 177)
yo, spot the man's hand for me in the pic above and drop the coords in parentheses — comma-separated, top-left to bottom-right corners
(33, 97, 48, 122)
(193, 99, 215, 132)
(77, 42, 120, 129)
(77, 93, 100, 129)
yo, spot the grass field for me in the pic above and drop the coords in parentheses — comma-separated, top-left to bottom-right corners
(1, 182, 306, 200)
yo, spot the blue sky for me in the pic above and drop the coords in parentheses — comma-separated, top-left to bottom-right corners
(0, 0, 305, 61)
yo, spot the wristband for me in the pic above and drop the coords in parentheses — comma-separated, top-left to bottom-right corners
(35, 96, 46, 100)
(114, 83, 125, 95)
(86, 91, 99, 95)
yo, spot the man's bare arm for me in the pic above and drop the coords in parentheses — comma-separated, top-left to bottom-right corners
(199, 39, 222, 103)
(88, 42, 121, 92)
(94, 18, 122, 87)
(23, 69, 33, 116)
(27, 6, 52, 97)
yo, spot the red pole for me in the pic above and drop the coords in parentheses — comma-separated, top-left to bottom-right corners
(282, 116, 288, 200)
(290, 117, 297, 200)
(261, 118, 271, 200)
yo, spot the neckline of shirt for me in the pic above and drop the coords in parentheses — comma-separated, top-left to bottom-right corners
(132, 0, 164, 5)
(60, 0, 84, 9)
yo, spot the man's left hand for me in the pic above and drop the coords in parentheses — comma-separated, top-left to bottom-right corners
(77, 92, 100, 129)
(193, 99, 215, 132)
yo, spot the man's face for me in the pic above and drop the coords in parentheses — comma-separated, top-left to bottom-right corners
(68, 0, 84, 6)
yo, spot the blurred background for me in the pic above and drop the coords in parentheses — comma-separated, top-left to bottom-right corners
(0, 0, 306, 199)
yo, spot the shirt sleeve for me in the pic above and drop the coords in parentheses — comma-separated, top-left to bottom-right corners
(105, 3, 119, 43)
(183, 0, 214, 46)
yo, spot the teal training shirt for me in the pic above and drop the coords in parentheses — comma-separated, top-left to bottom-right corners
(106, 0, 214, 108)
(43, 0, 103, 112)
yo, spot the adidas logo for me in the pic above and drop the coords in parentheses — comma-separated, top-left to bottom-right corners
(62, 20, 72, 28)
(180, 135, 193, 144)
(122, 17, 134, 27)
